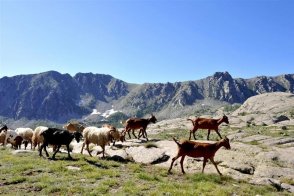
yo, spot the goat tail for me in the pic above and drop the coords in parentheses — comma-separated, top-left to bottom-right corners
(187, 118, 193, 122)
(172, 137, 181, 147)
(187, 118, 195, 126)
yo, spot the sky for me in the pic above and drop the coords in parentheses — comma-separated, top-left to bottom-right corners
(0, 0, 293, 84)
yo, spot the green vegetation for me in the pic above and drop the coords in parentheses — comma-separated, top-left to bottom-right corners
(106, 112, 129, 128)
(240, 125, 294, 138)
(152, 126, 232, 141)
(0, 148, 287, 195)
(223, 104, 241, 113)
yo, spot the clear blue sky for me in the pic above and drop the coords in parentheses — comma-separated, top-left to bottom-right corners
(0, 0, 293, 84)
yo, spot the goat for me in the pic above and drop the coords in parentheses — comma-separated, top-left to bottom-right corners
(15, 128, 34, 150)
(39, 128, 83, 160)
(63, 122, 85, 133)
(32, 126, 48, 150)
(122, 114, 157, 141)
(4, 129, 18, 147)
(187, 115, 229, 140)
(102, 124, 125, 145)
(168, 137, 231, 175)
(0, 125, 8, 145)
(0, 125, 8, 133)
(81, 126, 123, 158)
(13, 136, 23, 149)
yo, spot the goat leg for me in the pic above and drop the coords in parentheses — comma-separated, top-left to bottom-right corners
(127, 130, 132, 139)
(39, 144, 44, 157)
(215, 129, 223, 139)
(52, 145, 61, 160)
(168, 155, 181, 173)
(193, 131, 197, 140)
(24, 141, 28, 150)
(80, 142, 85, 154)
(138, 129, 142, 139)
(86, 143, 92, 157)
(102, 146, 105, 158)
(202, 158, 208, 173)
(144, 130, 148, 141)
(180, 155, 186, 174)
(189, 131, 192, 140)
(43, 144, 50, 157)
(207, 130, 211, 140)
(210, 157, 222, 176)
(132, 129, 137, 139)
(66, 144, 72, 159)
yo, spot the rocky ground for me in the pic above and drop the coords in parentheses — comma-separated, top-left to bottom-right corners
(66, 122, 294, 193)
(8, 92, 294, 193)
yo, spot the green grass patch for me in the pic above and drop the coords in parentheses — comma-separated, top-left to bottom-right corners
(240, 125, 294, 138)
(0, 148, 291, 195)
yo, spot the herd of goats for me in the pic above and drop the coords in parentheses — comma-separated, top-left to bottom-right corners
(0, 114, 231, 175)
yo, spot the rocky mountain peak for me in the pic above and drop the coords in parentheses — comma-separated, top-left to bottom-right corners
(212, 71, 233, 81)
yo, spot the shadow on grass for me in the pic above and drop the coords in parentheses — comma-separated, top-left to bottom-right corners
(47, 156, 80, 161)
(105, 155, 131, 163)
(84, 158, 109, 169)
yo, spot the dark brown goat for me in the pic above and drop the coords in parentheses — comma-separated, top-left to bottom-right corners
(13, 136, 23, 149)
(168, 137, 231, 175)
(122, 114, 157, 141)
(187, 115, 229, 140)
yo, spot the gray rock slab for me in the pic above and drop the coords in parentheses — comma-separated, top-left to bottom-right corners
(66, 166, 81, 171)
(281, 183, 294, 193)
(125, 146, 168, 164)
(240, 135, 272, 143)
(260, 137, 294, 146)
(254, 165, 294, 179)
(12, 150, 34, 155)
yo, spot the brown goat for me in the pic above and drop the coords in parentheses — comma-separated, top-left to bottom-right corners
(187, 115, 229, 140)
(168, 137, 231, 175)
(122, 114, 157, 141)
(63, 122, 85, 133)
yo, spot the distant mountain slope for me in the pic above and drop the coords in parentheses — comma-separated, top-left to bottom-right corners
(0, 71, 130, 122)
(0, 71, 293, 122)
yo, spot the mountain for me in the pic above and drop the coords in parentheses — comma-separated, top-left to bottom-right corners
(0, 71, 293, 122)
(0, 71, 130, 122)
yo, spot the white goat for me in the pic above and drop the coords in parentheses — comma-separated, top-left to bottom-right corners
(32, 126, 48, 150)
(81, 126, 120, 158)
(15, 128, 34, 150)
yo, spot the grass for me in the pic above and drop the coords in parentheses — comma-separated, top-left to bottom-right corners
(239, 125, 294, 138)
(0, 148, 291, 195)
(153, 128, 215, 141)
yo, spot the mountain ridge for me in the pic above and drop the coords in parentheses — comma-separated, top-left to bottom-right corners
(0, 70, 293, 122)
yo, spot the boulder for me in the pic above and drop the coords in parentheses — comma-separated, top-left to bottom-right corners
(125, 146, 168, 164)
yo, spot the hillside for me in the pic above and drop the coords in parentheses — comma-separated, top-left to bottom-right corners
(0, 71, 293, 122)
(230, 92, 294, 127)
